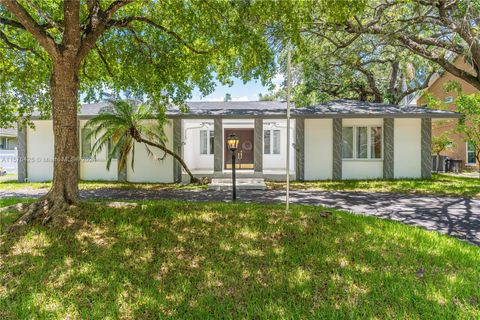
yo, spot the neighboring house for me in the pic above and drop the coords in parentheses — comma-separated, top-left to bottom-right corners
(417, 57, 479, 170)
(0, 126, 18, 174)
(0, 127, 17, 150)
(19, 100, 457, 183)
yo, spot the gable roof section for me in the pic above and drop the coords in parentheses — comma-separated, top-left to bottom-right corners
(166, 99, 459, 119)
(32, 99, 459, 120)
(292, 100, 458, 118)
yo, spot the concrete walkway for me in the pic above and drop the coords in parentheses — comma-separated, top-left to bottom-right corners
(1, 188, 479, 245)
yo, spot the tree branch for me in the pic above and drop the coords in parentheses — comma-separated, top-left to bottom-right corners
(0, 0, 58, 57)
(77, 0, 134, 62)
(0, 29, 43, 59)
(63, 0, 81, 50)
(341, 8, 480, 90)
(304, 29, 360, 51)
(81, 60, 93, 81)
(108, 16, 214, 54)
(95, 44, 113, 77)
(0, 16, 25, 29)
(126, 27, 154, 62)
(389, 61, 399, 97)
(396, 70, 435, 103)
(394, 36, 480, 89)
(354, 63, 383, 103)
(24, 0, 61, 31)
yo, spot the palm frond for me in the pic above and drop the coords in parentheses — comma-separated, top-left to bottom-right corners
(118, 135, 133, 174)
(131, 140, 135, 172)
(83, 99, 191, 178)
(106, 134, 125, 171)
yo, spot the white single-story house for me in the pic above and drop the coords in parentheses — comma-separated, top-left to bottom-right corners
(17, 99, 459, 183)
(0, 127, 17, 150)
(0, 126, 18, 174)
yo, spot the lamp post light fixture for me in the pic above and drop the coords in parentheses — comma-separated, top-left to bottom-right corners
(226, 133, 239, 201)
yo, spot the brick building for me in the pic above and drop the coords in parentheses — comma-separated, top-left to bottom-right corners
(417, 57, 478, 170)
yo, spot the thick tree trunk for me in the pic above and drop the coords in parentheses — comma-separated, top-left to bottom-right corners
(48, 61, 80, 202)
(15, 60, 80, 225)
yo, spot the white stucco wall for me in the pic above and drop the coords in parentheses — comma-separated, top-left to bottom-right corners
(79, 120, 118, 181)
(182, 119, 294, 172)
(27, 120, 174, 183)
(341, 118, 384, 180)
(27, 121, 54, 182)
(263, 119, 295, 172)
(304, 119, 333, 180)
(127, 121, 174, 183)
(342, 160, 383, 179)
(25, 116, 425, 183)
(394, 118, 422, 178)
(183, 119, 215, 171)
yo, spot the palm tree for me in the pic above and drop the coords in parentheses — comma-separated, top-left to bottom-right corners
(84, 100, 198, 183)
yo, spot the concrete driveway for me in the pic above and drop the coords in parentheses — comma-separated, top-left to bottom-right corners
(1, 188, 479, 245)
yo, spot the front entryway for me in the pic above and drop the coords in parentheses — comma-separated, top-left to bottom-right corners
(224, 128, 254, 170)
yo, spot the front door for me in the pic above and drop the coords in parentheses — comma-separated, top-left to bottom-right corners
(224, 128, 254, 170)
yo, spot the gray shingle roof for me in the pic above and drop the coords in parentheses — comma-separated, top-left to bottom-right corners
(186, 101, 288, 110)
(80, 102, 112, 116)
(292, 99, 458, 118)
(38, 99, 459, 119)
(166, 99, 459, 119)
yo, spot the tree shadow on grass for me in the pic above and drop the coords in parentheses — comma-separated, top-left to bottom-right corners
(0, 201, 479, 319)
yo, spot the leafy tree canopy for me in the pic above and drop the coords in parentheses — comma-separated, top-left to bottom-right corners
(84, 99, 198, 182)
(285, 34, 439, 107)
(455, 93, 480, 168)
(1, 0, 369, 222)
(432, 132, 454, 155)
(0, 0, 367, 128)
(425, 80, 480, 172)
(332, 0, 480, 90)
(267, 0, 480, 107)
(0, 0, 277, 127)
(264, 0, 458, 107)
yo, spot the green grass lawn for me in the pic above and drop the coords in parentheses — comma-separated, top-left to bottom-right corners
(1, 199, 479, 319)
(269, 174, 480, 198)
(0, 179, 207, 192)
(1, 174, 478, 199)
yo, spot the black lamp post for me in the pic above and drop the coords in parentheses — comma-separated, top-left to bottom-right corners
(226, 133, 239, 201)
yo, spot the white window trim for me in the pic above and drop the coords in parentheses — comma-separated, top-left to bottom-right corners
(0, 137, 7, 149)
(264, 129, 281, 155)
(81, 128, 94, 160)
(466, 141, 477, 165)
(199, 129, 214, 155)
(342, 125, 384, 161)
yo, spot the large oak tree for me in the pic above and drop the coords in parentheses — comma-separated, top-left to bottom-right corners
(337, 0, 480, 90)
(0, 0, 365, 224)
(0, 0, 277, 223)
(285, 0, 480, 106)
(285, 35, 439, 106)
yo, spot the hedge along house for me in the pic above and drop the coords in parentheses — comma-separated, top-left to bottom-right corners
(17, 100, 459, 183)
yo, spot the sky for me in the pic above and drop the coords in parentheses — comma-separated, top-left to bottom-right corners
(188, 73, 284, 102)
(80, 73, 284, 103)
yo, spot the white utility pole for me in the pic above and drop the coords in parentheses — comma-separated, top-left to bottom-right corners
(286, 47, 292, 212)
